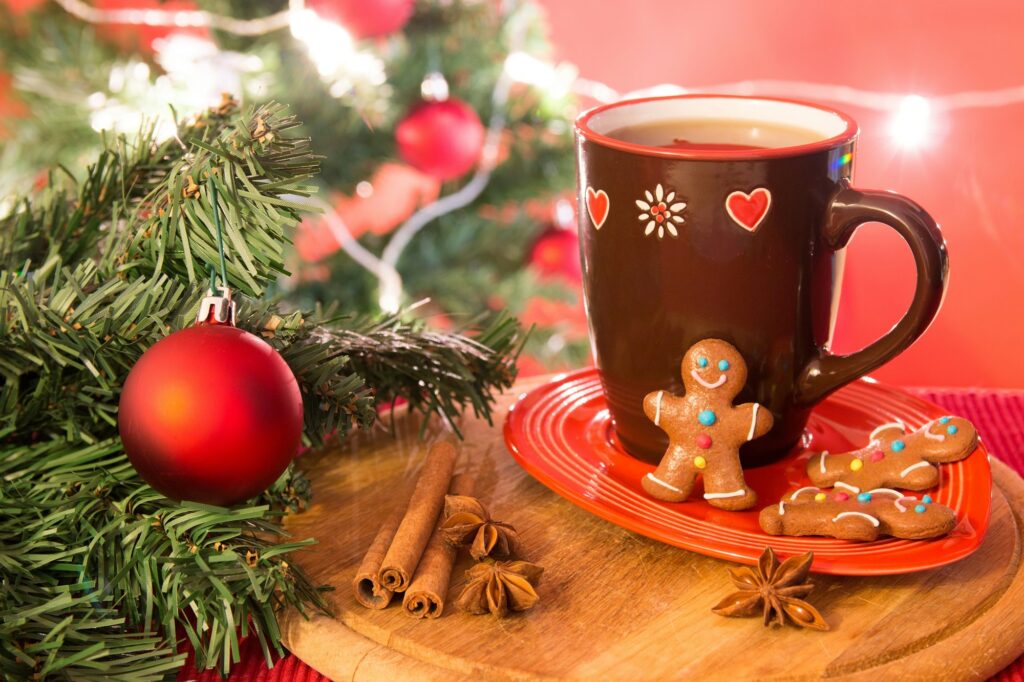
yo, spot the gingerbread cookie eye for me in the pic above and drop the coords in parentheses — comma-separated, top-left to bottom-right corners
(697, 356, 709, 368)
(717, 359, 730, 371)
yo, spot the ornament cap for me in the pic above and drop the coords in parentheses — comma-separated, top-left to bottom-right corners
(197, 285, 237, 325)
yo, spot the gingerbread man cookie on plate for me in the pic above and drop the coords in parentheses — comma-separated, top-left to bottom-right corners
(641, 339, 773, 510)
(806, 417, 978, 493)
(759, 486, 957, 542)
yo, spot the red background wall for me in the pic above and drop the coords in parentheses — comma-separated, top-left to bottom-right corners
(537, 0, 1024, 388)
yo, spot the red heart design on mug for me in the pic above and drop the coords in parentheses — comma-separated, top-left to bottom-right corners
(725, 188, 771, 232)
(586, 187, 609, 230)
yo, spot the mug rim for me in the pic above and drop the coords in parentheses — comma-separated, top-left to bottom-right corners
(575, 94, 859, 160)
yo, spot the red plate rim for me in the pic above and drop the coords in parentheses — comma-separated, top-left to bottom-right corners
(503, 369, 992, 576)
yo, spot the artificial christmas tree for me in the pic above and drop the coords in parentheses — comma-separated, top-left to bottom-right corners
(0, 0, 586, 365)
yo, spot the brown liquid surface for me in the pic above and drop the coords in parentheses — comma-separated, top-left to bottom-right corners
(607, 119, 823, 151)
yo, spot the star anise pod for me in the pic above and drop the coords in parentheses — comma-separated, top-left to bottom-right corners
(712, 547, 829, 631)
(455, 560, 543, 617)
(440, 495, 518, 560)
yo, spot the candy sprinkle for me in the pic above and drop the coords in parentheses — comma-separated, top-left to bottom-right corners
(850, 459, 864, 471)
(698, 410, 717, 426)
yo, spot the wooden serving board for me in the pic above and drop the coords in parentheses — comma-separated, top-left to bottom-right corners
(281, 376, 1024, 681)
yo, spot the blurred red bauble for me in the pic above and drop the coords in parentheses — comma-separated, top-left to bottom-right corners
(307, 0, 414, 38)
(2, 0, 46, 15)
(118, 323, 303, 506)
(529, 223, 582, 282)
(396, 98, 485, 181)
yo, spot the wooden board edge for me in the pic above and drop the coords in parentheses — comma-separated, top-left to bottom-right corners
(280, 607, 470, 681)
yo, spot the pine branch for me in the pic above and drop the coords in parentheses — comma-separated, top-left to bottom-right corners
(0, 260, 519, 448)
(320, 310, 522, 436)
(0, 437, 324, 679)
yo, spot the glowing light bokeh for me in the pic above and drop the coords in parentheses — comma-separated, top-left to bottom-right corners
(889, 94, 932, 149)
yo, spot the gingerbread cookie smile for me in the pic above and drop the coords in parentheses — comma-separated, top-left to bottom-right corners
(689, 359, 729, 389)
(641, 339, 773, 510)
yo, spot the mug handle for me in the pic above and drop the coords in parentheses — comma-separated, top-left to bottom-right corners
(795, 184, 949, 407)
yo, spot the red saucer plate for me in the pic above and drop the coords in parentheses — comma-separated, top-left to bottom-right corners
(504, 369, 991, 575)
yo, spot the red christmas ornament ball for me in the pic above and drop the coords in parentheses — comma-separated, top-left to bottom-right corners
(118, 323, 303, 506)
(396, 98, 485, 181)
(529, 224, 582, 282)
(306, 0, 414, 38)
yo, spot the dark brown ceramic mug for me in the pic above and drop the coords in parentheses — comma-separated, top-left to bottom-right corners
(575, 95, 948, 466)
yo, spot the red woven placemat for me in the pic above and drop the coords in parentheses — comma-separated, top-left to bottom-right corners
(177, 388, 1024, 682)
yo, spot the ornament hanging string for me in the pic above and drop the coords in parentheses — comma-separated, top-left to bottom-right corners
(208, 181, 230, 292)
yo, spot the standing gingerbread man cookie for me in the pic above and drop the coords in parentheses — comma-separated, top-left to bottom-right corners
(641, 338, 773, 510)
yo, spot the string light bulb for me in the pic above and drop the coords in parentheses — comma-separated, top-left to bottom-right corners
(420, 71, 450, 102)
(889, 94, 932, 149)
(504, 51, 578, 97)
(289, 9, 386, 97)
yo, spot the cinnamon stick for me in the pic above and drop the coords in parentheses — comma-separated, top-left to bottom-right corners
(379, 440, 459, 592)
(402, 474, 475, 619)
(353, 506, 405, 609)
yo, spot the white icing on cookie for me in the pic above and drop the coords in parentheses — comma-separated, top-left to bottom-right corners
(703, 489, 746, 500)
(746, 404, 759, 441)
(832, 511, 880, 527)
(819, 450, 829, 474)
(653, 391, 664, 426)
(923, 419, 946, 442)
(900, 461, 932, 478)
(778, 501, 786, 516)
(644, 473, 683, 494)
(790, 486, 821, 501)
(870, 421, 905, 441)
(834, 481, 861, 494)
(690, 370, 726, 389)
(866, 488, 913, 511)
(867, 488, 904, 497)
(895, 496, 916, 512)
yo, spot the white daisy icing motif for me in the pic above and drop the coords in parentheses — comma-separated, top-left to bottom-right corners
(635, 184, 685, 239)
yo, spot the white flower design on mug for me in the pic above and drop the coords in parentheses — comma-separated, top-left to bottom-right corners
(635, 184, 686, 239)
